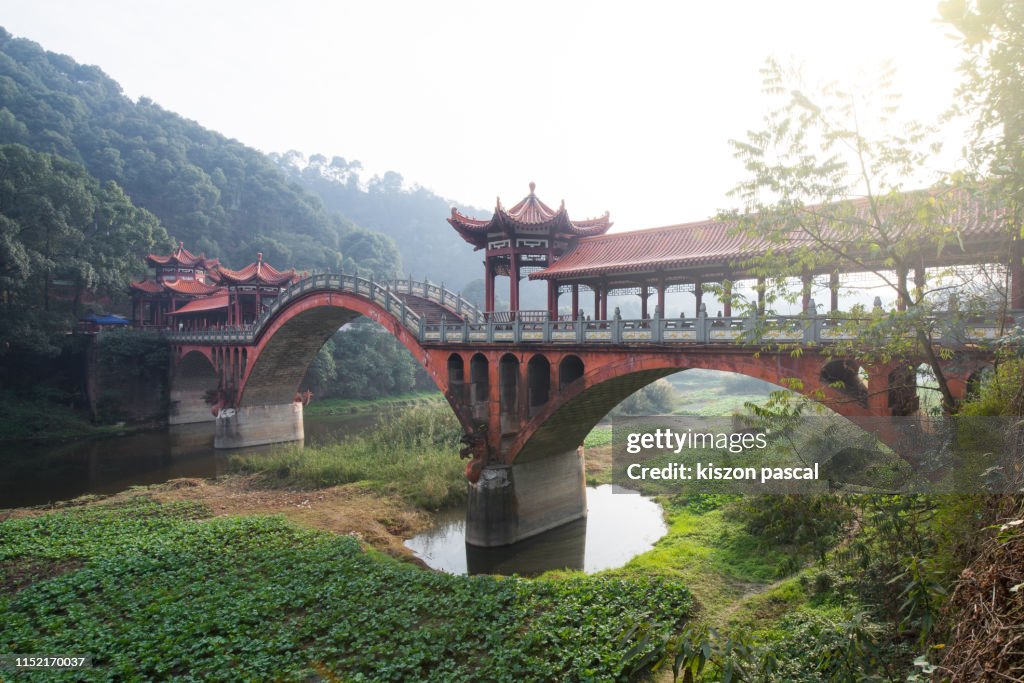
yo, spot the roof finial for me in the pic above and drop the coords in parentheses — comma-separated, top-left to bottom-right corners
(528, 181, 536, 195)
(178, 240, 184, 250)
(257, 252, 263, 262)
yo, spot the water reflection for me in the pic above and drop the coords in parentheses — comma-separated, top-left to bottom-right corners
(405, 485, 667, 576)
(0, 413, 377, 509)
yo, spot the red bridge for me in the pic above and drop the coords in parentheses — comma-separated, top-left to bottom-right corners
(158, 184, 1022, 546)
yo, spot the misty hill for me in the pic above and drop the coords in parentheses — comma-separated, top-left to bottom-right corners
(272, 152, 489, 290)
(0, 27, 399, 277)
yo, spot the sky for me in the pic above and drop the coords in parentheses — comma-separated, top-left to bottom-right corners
(0, 0, 969, 231)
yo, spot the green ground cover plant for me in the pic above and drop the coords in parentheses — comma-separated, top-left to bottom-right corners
(0, 499, 692, 682)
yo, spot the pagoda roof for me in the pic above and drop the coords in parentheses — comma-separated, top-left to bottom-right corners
(217, 253, 298, 286)
(162, 279, 225, 296)
(530, 219, 765, 280)
(130, 279, 164, 294)
(448, 183, 612, 249)
(129, 278, 225, 296)
(167, 293, 230, 316)
(147, 242, 220, 270)
(531, 191, 1010, 282)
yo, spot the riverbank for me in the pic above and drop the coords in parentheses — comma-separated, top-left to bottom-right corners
(302, 389, 442, 416)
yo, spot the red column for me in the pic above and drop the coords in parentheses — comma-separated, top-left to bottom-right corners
(657, 280, 666, 318)
(1012, 242, 1024, 309)
(600, 281, 608, 320)
(547, 281, 558, 320)
(694, 278, 703, 314)
(484, 257, 494, 315)
(571, 285, 579, 320)
(640, 285, 648, 319)
(723, 280, 732, 317)
(509, 255, 520, 315)
(593, 284, 600, 320)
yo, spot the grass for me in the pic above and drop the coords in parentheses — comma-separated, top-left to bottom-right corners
(0, 498, 693, 682)
(600, 497, 798, 618)
(0, 391, 138, 442)
(303, 390, 442, 416)
(230, 403, 467, 509)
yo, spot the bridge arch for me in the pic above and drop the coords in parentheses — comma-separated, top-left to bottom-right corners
(507, 350, 874, 465)
(169, 350, 219, 425)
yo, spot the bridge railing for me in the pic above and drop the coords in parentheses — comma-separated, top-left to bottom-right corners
(166, 272, 426, 344)
(419, 309, 1024, 347)
(385, 278, 483, 323)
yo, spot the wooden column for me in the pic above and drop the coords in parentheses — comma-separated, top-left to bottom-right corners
(694, 278, 703, 315)
(509, 255, 520, 316)
(897, 268, 908, 311)
(547, 281, 558, 321)
(723, 279, 732, 317)
(1013, 241, 1024, 309)
(571, 284, 579, 320)
(484, 257, 494, 314)
(829, 272, 840, 312)
(600, 280, 608, 320)
(657, 279, 666, 318)
(593, 283, 600, 320)
(640, 285, 649, 319)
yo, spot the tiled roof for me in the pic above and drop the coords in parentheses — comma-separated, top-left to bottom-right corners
(448, 183, 612, 247)
(130, 279, 164, 294)
(147, 242, 220, 270)
(162, 280, 225, 296)
(167, 293, 230, 315)
(217, 253, 298, 286)
(530, 219, 765, 280)
(531, 191, 1010, 281)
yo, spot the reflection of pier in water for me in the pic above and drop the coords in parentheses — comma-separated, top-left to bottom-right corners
(406, 485, 666, 576)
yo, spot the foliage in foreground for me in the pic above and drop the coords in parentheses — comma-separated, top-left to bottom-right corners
(0, 499, 692, 682)
(230, 403, 466, 508)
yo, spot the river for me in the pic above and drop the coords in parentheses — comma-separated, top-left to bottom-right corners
(1, 413, 667, 577)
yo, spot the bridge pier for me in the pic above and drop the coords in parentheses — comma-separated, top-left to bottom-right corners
(214, 403, 304, 449)
(466, 448, 587, 547)
(168, 388, 217, 425)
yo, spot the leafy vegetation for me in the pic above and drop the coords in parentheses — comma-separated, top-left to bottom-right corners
(0, 498, 692, 682)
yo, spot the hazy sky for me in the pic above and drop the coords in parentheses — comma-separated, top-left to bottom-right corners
(0, 1, 967, 230)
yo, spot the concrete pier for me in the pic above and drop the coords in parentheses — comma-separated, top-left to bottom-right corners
(214, 403, 304, 449)
(465, 448, 587, 547)
(168, 387, 216, 425)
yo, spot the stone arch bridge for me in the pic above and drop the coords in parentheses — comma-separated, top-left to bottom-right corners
(166, 272, 1017, 546)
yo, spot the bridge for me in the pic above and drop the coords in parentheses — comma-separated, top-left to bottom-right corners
(156, 184, 1022, 546)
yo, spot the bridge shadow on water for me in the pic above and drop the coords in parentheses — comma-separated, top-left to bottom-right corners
(405, 485, 666, 577)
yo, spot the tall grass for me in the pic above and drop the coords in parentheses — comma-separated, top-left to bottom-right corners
(230, 403, 466, 509)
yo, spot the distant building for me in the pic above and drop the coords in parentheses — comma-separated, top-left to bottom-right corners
(130, 242, 299, 329)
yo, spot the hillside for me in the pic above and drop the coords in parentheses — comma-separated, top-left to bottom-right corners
(0, 27, 399, 277)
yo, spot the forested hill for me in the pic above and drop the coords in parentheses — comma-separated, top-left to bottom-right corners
(0, 27, 399, 276)
(272, 153, 489, 290)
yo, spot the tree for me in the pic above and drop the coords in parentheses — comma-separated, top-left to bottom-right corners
(940, 0, 1024, 211)
(726, 59, 1003, 413)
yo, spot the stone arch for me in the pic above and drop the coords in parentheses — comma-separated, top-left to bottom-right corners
(820, 359, 869, 407)
(499, 353, 520, 435)
(240, 290, 451, 410)
(448, 353, 466, 405)
(559, 354, 584, 389)
(527, 354, 551, 417)
(507, 350, 868, 465)
(170, 350, 219, 425)
(469, 353, 489, 422)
